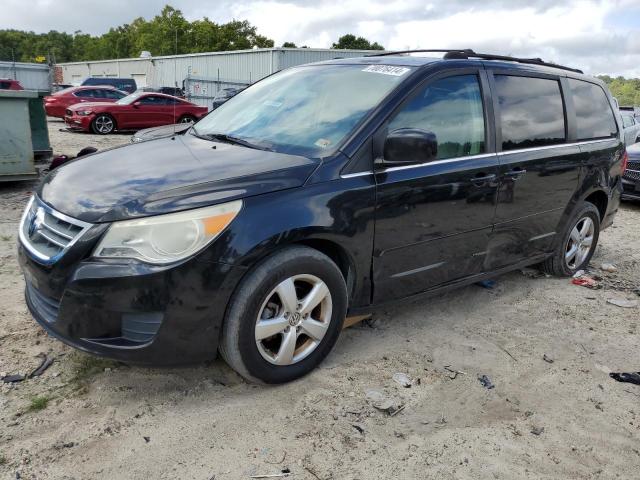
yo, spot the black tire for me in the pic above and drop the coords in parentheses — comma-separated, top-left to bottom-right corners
(541, 202, 600, 276)
(178, 115, 196, 124)
(91, 114, 116, 134)
(219, 246, 348, 384)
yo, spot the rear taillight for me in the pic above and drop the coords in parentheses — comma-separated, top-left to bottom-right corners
(621, 150, 628, 174)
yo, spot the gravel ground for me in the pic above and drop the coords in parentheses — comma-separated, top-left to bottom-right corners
(0, 120, 639, 479)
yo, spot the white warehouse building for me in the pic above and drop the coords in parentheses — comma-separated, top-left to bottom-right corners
(56, 48, 381, 108)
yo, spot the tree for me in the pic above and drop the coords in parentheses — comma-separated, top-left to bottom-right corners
(282, 42, 297, 48)
(331, 34, 384, 50)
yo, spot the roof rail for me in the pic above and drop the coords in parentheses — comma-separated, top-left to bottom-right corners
(368, 49, 583, 74)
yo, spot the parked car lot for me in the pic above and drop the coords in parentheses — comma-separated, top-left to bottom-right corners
(0, 118, 638, 478)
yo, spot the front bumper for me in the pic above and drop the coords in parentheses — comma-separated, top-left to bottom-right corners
(64, 114, 92, 131)
(19, 244, 247, 365)
(622, 176, 640, 200)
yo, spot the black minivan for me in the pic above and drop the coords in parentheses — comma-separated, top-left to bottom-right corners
(19, 50, 625, 383)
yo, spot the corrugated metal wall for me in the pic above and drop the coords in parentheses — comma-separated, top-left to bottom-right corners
(58, 48, 379, 88)
(0, 62, 51, 91)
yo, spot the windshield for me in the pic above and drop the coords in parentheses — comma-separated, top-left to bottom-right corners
(193, 64, 414, 156)
(116, 92, 143, 105)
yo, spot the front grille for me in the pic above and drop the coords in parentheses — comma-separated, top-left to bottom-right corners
(625, 160, 640, 182)
(25, 282, 60, 324)
(19, 196, 92, 264)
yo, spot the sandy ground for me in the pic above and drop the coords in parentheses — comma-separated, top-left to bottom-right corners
(0, 121, 639, 479)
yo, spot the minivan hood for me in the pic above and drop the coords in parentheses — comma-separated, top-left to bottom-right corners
(39, 134, 318, 223)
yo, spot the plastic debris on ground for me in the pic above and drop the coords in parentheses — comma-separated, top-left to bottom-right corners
(475, 279, 497, 289)
(392, 372, 413, 388)
(609, 372, 640, 386)
(543, 354, 554, 364)
(1, 374, 26, 383)
(365, 389, 405, 415)
(606, 298, 638, 309)
(600, 263, 618, 273)
(29, 354, 54, 378)
(477, 374, 495, 389)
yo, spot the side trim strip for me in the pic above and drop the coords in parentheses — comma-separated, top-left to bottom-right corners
(528, 231, 556, 242)
(391, 261, 445, 278)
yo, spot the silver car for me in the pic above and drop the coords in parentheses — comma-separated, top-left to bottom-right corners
(621, 112, 640, 146)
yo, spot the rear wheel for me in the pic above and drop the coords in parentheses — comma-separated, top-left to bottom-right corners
(541, 202, 600, 276)
(178, 115, 196, 124)
(219, 246, 347, 384)
(91, 114, 115, 134)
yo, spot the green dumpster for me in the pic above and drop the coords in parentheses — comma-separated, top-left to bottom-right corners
(0, 90, 39, 182)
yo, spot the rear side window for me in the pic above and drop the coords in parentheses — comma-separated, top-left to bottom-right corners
(74, 89, 95, 98)
(568, 79, 617, 140)
(102, 89, 125, 99)
(388, 75, 485, 160)
(622, 115, 634, 128)
(495, 75, 566, 151)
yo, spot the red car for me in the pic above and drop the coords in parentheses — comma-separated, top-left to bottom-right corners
(64, 92, 209, 134)
(0, 78, 24, 90)
(44, 86, 127, 118)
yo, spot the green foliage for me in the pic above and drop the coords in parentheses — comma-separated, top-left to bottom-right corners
(0, 4, 274, 62)
(28, 395, 50, 412)
(331, 34, 384, 50)
(0, 454, 6, 465)
(598, 75, 640, 106)
(282, 42, 297, 48)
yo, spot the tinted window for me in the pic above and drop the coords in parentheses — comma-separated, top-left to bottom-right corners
(138, 95, 164, 105)
(495, 76, 565, 151)
(568, 79, 617, 140)
(74, 89, 95, 98)
(0, 81, 10, 89)
(622, 114, 634, 128)
(388, 75, 485, 160)
(102, 89, 125, 99)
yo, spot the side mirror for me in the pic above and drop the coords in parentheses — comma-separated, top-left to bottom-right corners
(380, 128, 438, 167)
(132, 101, 141, 108)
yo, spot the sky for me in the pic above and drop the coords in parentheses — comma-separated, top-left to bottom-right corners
(2, 0, 640, 77)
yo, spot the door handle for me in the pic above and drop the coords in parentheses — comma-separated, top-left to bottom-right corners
(470, 173, 497, 186)
(505, 168, 527, 179)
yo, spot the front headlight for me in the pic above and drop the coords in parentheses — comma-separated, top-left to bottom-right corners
(93, 200, 242, 264)
(77, 110, 93, 116)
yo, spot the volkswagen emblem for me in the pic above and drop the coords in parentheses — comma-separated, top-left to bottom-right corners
(28, 207, 45, 238)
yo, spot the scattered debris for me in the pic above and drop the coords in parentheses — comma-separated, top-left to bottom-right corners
(609, 372, 640, 386)
(530, 426, 545, 436)
(477, 375, 495, 389)
(143, 436, 150, 443)
(543, 354, 554, 364)
(392, 372, 413, 388)
(475, 279, 497, 289)
(444, 365, 467, 379)
(606, 298, 638, 309)
(520, 268, 549, 279)
(573, 270, 585, 278)
(351, 424, 364, 435)
(29, 354, 54, 378)
(571, 275, 599, 289)
(250, 468, 291, 478)
(600, 263, 618, 273)
(2, 374, 26, 383)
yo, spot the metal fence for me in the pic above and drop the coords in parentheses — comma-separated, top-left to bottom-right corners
(183, 75, 250, 109)
(0, 62, 51, 92)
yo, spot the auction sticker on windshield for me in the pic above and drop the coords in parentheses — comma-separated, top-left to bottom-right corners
(362, 65, 411, 76)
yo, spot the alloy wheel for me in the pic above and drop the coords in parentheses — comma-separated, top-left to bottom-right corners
(94, 115, 114, 133)
(179, 116, 194, 123)
(255, 274, 332, 366)
(564, 216, 595, 270)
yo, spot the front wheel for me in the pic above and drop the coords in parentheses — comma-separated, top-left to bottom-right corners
(541, 202, 600, 276)
(91, 114, 115, 134)
(219, 246, 348, 384)
(178, 115, 196, 124)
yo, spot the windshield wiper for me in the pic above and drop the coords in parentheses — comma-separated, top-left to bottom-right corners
(194, 131, 273, 151)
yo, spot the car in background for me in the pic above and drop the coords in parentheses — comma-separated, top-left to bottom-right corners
(211, 86, 245, 109)
(619, 106, 640, 118)
(622, 143, 640, 201)
(0, 78, 24, 90)
(137, 86, 185, 98)
(81, 77, 137, 94)
(131, 122, 192, 143)
(44, 86, 127, 118)
(52, 83, 74, 93)
(64, 91, 208, 134)
(621, 111, 640, 145)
